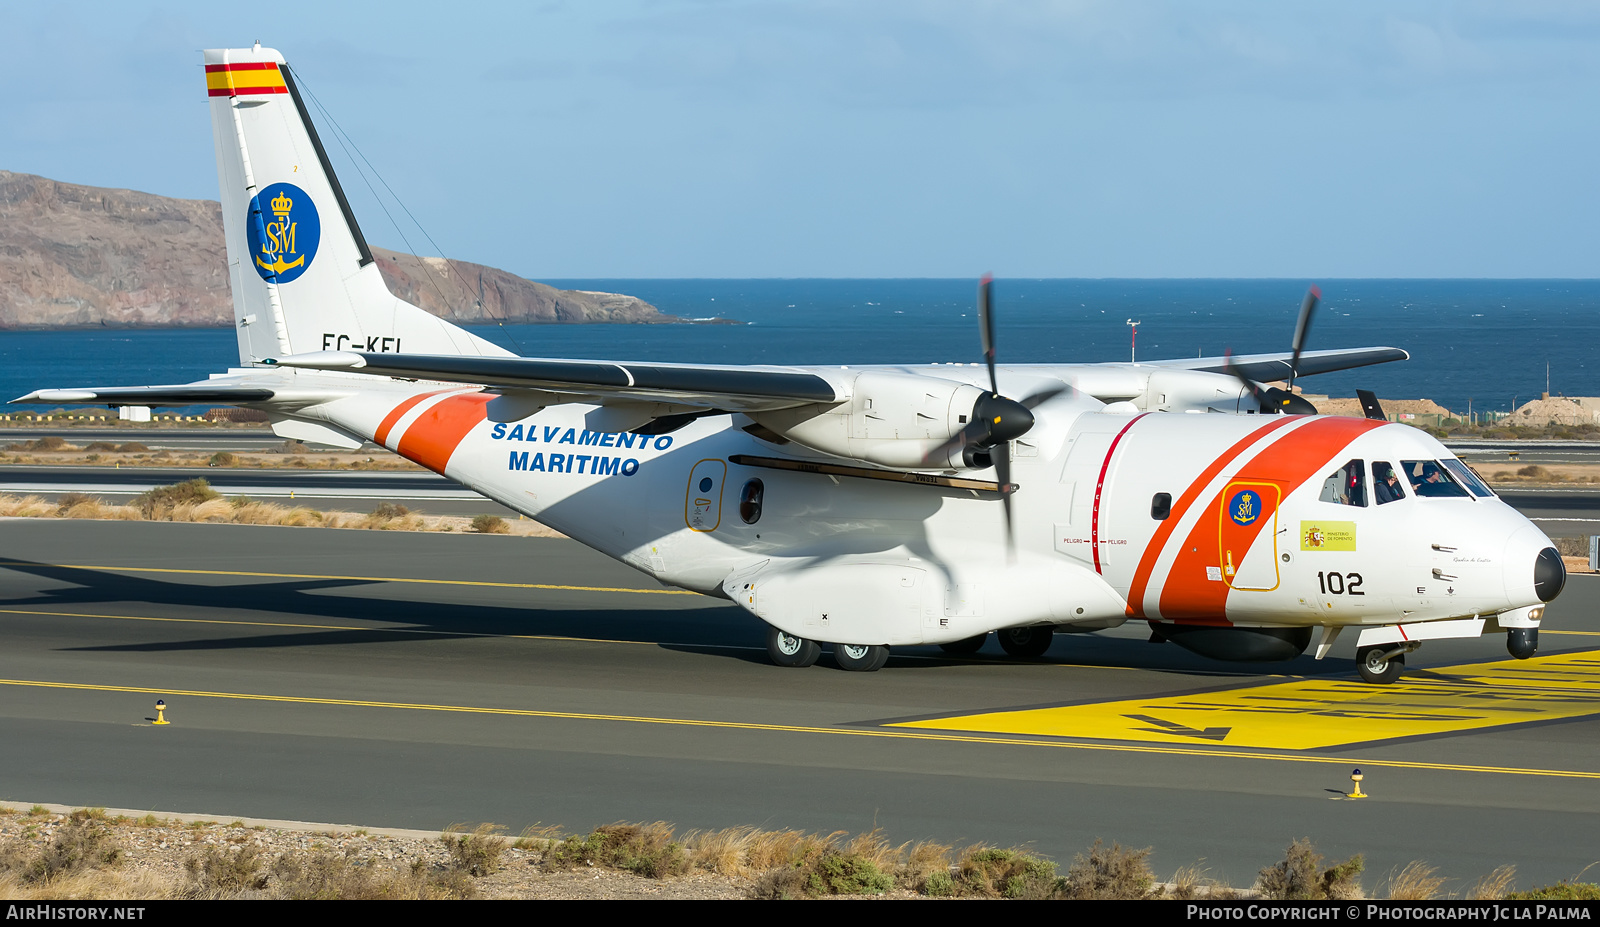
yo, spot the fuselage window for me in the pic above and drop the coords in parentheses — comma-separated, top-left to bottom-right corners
(1440, 458, 1495, 498)
(1373, 461, 1406, 505)
(1151, 492, 1171, 520)
(1403, 460, 1471, 498)
(739, 478, 764, 524)
(1318, 458, 1366, 507)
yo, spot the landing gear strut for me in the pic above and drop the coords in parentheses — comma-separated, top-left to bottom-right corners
(766, 626, 821, 668)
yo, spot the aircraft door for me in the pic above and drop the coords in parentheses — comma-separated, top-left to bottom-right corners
(685, 459, 727, 532)
(1218, 480, 1281, 591)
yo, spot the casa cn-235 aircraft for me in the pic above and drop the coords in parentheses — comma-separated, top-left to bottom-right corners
(18, 44, 1566, 684)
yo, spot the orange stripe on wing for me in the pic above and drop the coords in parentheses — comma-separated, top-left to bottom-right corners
(374, 389, 457, 448)
(1125, 417, 1297, 618)
(1155, 416, 1385, 624)
(396, 393, 494, 474)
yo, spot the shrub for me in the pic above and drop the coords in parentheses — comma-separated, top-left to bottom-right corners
(471, 514, 509, 534)
(1386, 861, 1446, 900)
(1257, 838, 1363, 900)
(208, 452, 240, 467)
(116, 442, 149, 453)
(185, 844, 269, 895)
(2, 810, 124, 884)
(1060, 839, 1156, 899)
(953, 846, 1061, 899)
(545, 823, 690, 879)
(1507, 882, 1600, 900)
(370, 501, 409, 520)
(136, 479, 220, 518)
(440, 824, 506, 877)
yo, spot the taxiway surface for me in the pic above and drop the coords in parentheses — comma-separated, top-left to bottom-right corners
(0, 519, 1596, 889)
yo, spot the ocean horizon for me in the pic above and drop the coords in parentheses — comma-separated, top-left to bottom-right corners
(4, 278, 1598, 417)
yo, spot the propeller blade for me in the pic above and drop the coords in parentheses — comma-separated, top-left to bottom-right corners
(1224, 352, 1316, 415)
(978, 274, 998, 397)
(1356, 389, 1387, 421)
(994, 438, 1015, 557)
(1288, 285, 1321, 391)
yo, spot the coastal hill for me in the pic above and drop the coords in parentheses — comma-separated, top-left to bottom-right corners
(0, 171, 677, 329)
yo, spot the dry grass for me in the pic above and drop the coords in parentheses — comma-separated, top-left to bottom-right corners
(1385, 860, 1448, 900)
(1467, 865, 1517, 900)
(0, 490, 563, 537)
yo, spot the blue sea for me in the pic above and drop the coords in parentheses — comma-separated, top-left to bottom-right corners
(4, 279, 1598, 416)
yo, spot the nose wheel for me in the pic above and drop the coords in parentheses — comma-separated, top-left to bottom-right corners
(1356, 645, 1406, 685)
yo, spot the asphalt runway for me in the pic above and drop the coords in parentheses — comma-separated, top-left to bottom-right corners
(1, 519, 1597, 889)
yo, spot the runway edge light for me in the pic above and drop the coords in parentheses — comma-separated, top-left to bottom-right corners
(153, 699, 170, 726)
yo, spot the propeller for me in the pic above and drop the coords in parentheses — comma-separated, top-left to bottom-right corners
(1226, 285, 1321, 415)
(923, 276, 1071, 553)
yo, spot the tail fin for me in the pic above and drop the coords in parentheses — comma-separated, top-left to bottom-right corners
(205, 45, 511, 365)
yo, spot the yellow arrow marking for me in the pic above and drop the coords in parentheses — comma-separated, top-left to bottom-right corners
(1, 677, 1599, 781)
(895, 651, 1600, 750)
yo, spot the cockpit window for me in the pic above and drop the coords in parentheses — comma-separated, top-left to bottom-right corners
(1318, 458, 1366, 507)
(1440, 458, 1495, 498)
(1373, 461, 1406, 504)
(1403, 460, 1471, 498)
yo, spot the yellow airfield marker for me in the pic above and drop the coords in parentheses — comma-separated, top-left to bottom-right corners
(152, 699, 170, 725)
(1349, 768, 1366, 799)
(894, 650, 1600, 751)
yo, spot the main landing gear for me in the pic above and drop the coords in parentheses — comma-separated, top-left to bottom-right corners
(997, 625, 1054, 658)
(763, 626, 887, 672)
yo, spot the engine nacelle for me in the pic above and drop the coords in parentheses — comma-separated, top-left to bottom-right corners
(749, 371, 990, 469)
(1135, 369, 1254, 414)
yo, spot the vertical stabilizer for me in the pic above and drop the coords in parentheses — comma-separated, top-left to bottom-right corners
(205, 45, 512, 364)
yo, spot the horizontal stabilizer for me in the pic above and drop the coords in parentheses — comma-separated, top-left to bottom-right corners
(12, 386, 277, 406)
(1152, 347, 1409, 382)
(267, 351, 842, 411)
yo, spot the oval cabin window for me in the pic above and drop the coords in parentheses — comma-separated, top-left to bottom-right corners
(739, 479, 764, 525)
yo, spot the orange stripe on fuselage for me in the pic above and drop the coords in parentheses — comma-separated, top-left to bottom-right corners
(374, 389, 458, 448)
(1154, 416, 1386, 624)
(395, 393, 493, 474)
(1126, 417, 1298, 618)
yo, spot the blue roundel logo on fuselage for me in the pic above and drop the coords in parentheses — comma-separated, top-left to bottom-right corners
(247, 182, 320, 284)
(1228, 490, 1260, 526)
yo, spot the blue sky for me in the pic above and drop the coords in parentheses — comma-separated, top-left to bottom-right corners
(4, 1, 1598, 278)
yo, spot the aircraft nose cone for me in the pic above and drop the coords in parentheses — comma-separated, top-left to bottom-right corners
(1534, 546, 1566, 603)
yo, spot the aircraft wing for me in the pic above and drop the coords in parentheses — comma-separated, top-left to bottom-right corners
(1143, 346, 1409, 382)
(12, 385, 278, 406)
(267, 351, 843, 411)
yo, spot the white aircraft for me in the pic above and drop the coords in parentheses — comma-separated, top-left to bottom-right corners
(17, 45, 1565, 684)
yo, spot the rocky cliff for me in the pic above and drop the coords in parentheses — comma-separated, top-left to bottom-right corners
(0, 171, 676, 328)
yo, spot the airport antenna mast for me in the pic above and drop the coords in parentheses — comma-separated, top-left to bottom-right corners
(1127, 319, 1141, 363)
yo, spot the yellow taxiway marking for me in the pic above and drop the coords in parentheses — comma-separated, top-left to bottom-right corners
(894, 651, 1600, 750)
(0, 561, 697, 596)
(2, 677, 1598, 782)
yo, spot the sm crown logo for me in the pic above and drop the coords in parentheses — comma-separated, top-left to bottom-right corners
(247, 182, 320, 284)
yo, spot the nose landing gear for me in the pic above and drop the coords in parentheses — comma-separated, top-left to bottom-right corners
(1355, 642, 1420, 685)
